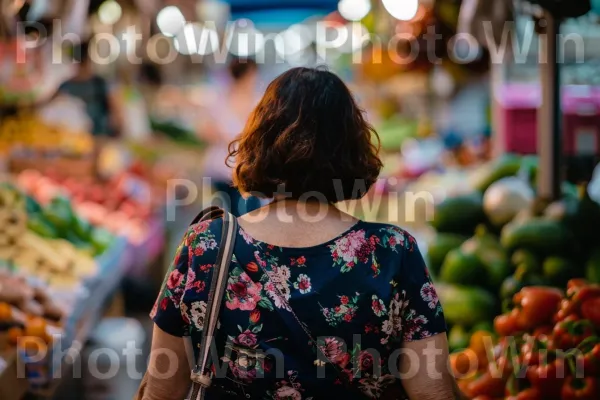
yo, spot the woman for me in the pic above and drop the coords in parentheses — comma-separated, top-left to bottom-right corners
(145, 68, 461, 399)
(201, 58, 262, 217)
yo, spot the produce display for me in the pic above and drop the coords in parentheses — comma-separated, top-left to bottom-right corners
(17, 169, 154, 245)
(430, 154, 600, 352)
(0, 114, 94, 156)
(452, 280, 600, 400)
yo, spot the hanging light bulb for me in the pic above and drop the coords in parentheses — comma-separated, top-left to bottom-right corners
(337, 0, 371, 22)
(382, 0, 419, 21)
(157, 6, 186, 37)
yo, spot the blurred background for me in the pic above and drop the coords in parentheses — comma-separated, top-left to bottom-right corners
(1, 0, 600, 399)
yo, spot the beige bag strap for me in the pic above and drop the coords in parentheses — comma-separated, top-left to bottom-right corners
(186, 207, 237, 400)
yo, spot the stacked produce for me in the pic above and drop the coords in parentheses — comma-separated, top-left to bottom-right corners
(17, 169, 152, 245)
(452, 280, 600, 400)
(0, 114, 94, 156)
(0, 184, 102, 360)
(0, 184, 100, 284)
(429, 154, 600, 351)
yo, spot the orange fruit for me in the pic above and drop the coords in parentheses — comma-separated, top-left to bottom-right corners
(7, 327, 23, 346)
(0, 302, 12, 320)
(25, 317, 47, 339)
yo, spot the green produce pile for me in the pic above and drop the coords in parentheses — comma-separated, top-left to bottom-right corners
(25, 193, 114, 257)
(150, 118, 205, 147)
(428, 154, 600, 351)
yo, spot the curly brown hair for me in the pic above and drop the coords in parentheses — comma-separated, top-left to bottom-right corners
(228, 67, 383, 202)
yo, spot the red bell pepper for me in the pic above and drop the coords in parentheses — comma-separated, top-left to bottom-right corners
(562, 376, 600, 400)
(576, 337, 600, 377)
(568, 279, 589, 293)
(553, 315, 580, 350)
(514, 287, 563, 331)
(495, 309, 523, 337)
(564, 285, 600, 317)
(466, 371, 506, 398)
(581, 297, 600, 330)
(526, 359, 567, 399)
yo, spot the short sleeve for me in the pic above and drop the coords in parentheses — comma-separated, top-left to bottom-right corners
(150, 219, 222, 337)
(398, 236, 447, 342)
(150, 227, 193, 337)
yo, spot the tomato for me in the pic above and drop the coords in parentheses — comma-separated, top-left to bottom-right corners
(466, 371, 506, 398)
(514, 287, 563, 331)
(562, 376, 600, 400)
(495, 309, 523, 337)
(581, 297, 600, 329)
(526, 360, 567, 399)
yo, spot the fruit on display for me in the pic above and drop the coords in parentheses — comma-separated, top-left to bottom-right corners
(426, 233, 468, 277)
(431, 192, 486, 235)
(452, 280, 600, 399)
(428, 154, 600, 355)
(0, 184, 99, 284)
(436, 283, 497, 328)
(469, 154, 524, 193)
(17, 169, 152, 245)
(0, 114, 94, 156)
(483, 177, 535, 228)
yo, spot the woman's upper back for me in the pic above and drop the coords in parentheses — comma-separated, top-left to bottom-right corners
(151, 217, 446, 399)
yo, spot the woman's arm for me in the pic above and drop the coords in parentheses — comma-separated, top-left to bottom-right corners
(142, 325, 191, 400)
(400, 333, 467, 400)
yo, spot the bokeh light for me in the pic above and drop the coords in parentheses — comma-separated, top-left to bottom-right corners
(382, 0, 419, 21)
(98, 0, 122, 25)
(337, 0, 371, 22)
(156, 6, 186, 37)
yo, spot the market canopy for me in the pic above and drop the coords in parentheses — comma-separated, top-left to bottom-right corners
(224, 0, 338, 27)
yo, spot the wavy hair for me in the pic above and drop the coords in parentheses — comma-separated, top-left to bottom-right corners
(228, 67, 383, 202)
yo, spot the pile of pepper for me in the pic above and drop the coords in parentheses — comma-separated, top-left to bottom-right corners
(452, 280, 600, 400)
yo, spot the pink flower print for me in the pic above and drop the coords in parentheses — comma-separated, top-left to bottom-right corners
(294, 274, 312, 294)
(340, 296, 349, 305)
(225, 273, 263, 311)
(274, 386, 302, 400)
(320, 337, 343, 361)
(420, 282, 439, 309)
(229, 361, 257, 383)
(371, 295, 387, 317)
(358, 351, 374, 371)
(193, 220, 210, 234)
(184, 269, 197, 292)
(333, 230, 367, 262)
(240, 228, 253, 244)
(193, 247, 205, 257)
(166, 269, 184, 290)
(254, 251, 267, 267)
(234, 330, 258, 347)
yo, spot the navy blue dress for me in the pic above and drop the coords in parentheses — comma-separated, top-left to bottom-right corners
(151, 219, 447, 399)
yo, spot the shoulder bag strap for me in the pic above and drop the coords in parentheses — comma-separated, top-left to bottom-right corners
(185, 207, 237, 400)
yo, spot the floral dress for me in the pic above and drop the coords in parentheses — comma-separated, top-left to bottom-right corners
(151, 219, 446, 399)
